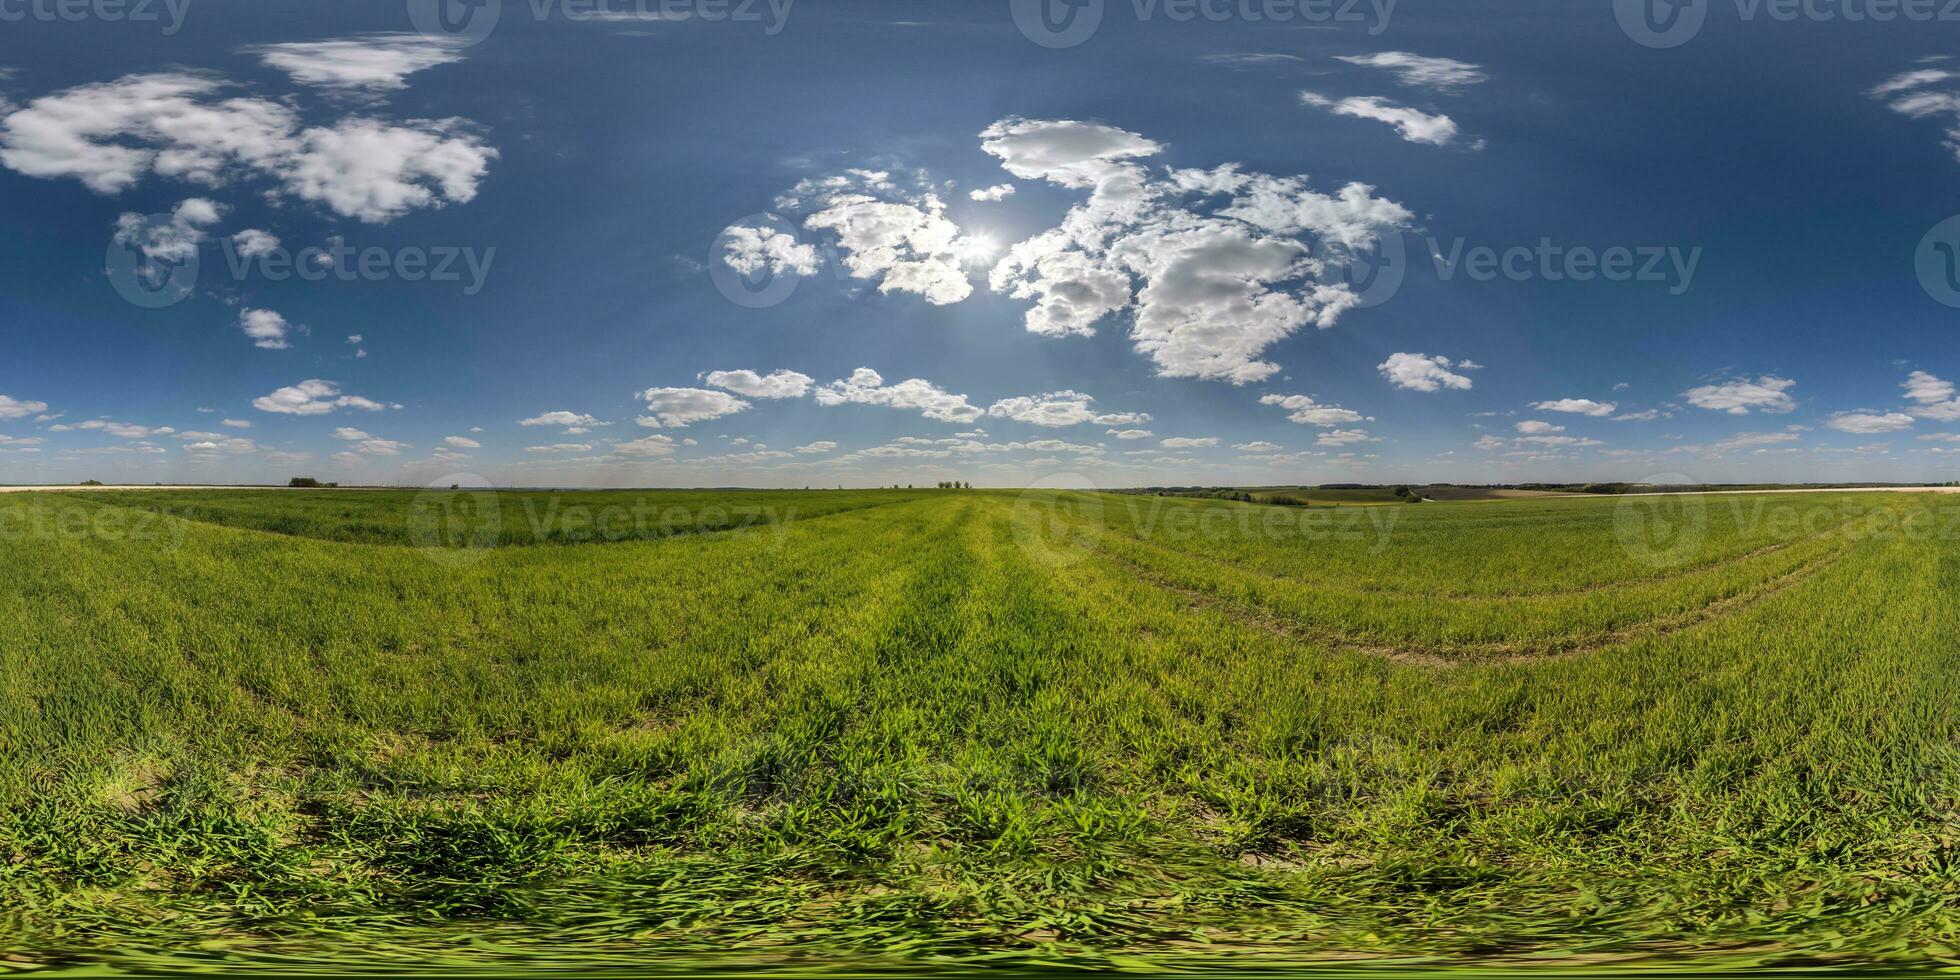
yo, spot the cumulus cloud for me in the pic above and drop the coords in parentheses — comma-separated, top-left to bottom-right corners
(182, 436, 257, 456)
(1531, 398, 1616, 416)
(519, 411, 602, 429)
(985, 390, 1150, 427)
(1333, 52, 1488, 90)
(1107, 428, 1153, 439)
(238, 307, 296, 349)
(0, 72, 496, 223)
(1378, 352, 1473, 391)
(444, 435, 481, 448)
(968, 183, 1015, 201)
(1316, 428, 1375, 447)
(1259, 393, 1372, 426)
(246, 33, 468, 92)
(702, 368, 813, 399)
(1160, 436, 1219, 448)
(1826, 411, 1914, 434)
(1515, 419, 1563, 434)
(983, 117, 1412, 383)
(719, 223, 819, 278)
(772, 169, 972, 304)
(794, 440, 837, 454)
(812, 367, 982, 424)
(61, 419, 174, 438)
(1234, 441, 1282, 452)
(613, 433, 677, 457)
(111, 197, 223, 268)
(0, 394, 49, 420)
(253, 378, 392, 414)
(231, 228, 279, 258)
(1904, 370, 1955, 403)
(1900, 370, 1960, 420)
(1683, 375, 1797, 415)
(637, 387, 750, 428)
(1299, 92, 1461, 146)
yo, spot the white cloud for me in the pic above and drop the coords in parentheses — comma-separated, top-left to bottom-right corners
(0, 73, 496, 223)
(1826, 411, 1914, 434)
(246, 33, 467, 92)
(1707, 431, 1800, 452)
(1160, 436, 1218, 448)
(238, 307, 296, 349)
(1234, 441, 1283, 452)
(1515, 420, 1563, 434)
(1260, 393, 1372, 426)
(986, 390, 1150, 427)
(525, 443, 592, 453)
(330, 427, 370, 440)
(812, 368, 982, 423)
(1107, 428, 1154, 439)
(112, 197, 223, 267)
(968, 183, 1016, 202)
(774, 170, 972, 305)
(182, 436, 257, 456)
(794, 440, 837, 454)
(232, 228, 279, 258)
(444, 435, 481, 448)
(519, 411, 601, 428)
(1611, 409, 1661, 421)
(62, 419, 174, 439)
(720, 223, 819, 277)
(1299, 92, 1461, 146)
(220, 418, 251, 428)
(1903, 370, 1955, 404)
(1871, 66, 1960, 162)
(0, 394, 48, 420)
(637, 387, 750, 428)
(1532, 398, 1616, 416)
(1378, 352, 1472, 391)
(1683, 375, 1797, 415)
(1316, 428, 1375, 447)
(613, 433, 677, 457)
(702, 368, 813, 399)
(983, 117, 1412, 383)
(253, 378, 393, 415)
(1334, 51, 1488, 89)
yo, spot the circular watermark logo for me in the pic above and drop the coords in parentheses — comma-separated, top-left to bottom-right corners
(1612, 475, 1708, 568)
(709, 213, 809, 308)
(408, 0, 501, 46)
(1011, 0, 1104, 49)
(1613, 0, 1706, 48)
(407, 473, 502, 566)
(105, 213, 199, 308)
(1010, 474, 1107, 569)
(1315, 230, 1406, 309)
(1914, 214, 1960, 308)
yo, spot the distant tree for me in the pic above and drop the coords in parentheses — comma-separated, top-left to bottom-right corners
(80, 479, 104, 486)
(288, 477, 322, 488)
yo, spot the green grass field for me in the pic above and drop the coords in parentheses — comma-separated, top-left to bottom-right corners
(3, 487, 1958, 974)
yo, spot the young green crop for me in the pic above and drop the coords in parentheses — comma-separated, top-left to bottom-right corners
(2, 488, 1956, 973)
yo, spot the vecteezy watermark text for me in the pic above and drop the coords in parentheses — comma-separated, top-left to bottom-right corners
(0, 0, 188, 33)
(220, 237, 496, 297)
(408, 0, 793, 46)
(1011, 0, 1394, 49)
(1615, 0, 1960, 48)
(1427, 238, 1702, 296)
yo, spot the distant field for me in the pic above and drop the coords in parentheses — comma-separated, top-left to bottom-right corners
(3, 488, 1957, 972)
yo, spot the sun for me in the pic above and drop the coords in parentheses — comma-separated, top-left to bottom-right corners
(956, 232, 1001, 266)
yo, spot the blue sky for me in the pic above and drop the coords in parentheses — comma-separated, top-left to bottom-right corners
(2, 0, 1959, 488)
